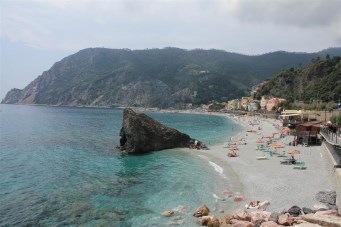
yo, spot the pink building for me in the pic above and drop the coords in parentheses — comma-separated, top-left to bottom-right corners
(266, 98, 280, 111)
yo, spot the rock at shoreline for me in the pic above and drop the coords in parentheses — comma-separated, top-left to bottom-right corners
(193, 204, 210, 217)
(162, 210, 174, 217)
(288, 205, 302, 217)
(119, 108, 195, 154)
(315, 191, 336, 205)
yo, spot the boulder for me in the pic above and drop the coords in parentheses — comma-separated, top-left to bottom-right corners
(302, 207, 315, 214)
(193, 204, 210, 217)
(250, 212, 269, 225)
(208, 217, 221, 227)
(119, 108, 196, 153)
(288, 205, 302, 217)
(268, 212, 280, 223)
(260, 221, 280, 227)
(301, 213, 341, 227)
(220, 213, 234, 224)
(197, 216, 214, 226)
(293, 223, 323, 227)
(278, 213, 293, 225)
(315, 191, 336, 205)
(234, 209, 252, 222)
(231, 219, 255, 227)
(162, 210, 174, 217)
(314, 209, 339, 216)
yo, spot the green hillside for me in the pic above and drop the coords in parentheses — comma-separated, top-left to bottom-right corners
(2, 47, 341, 108)
(255, 56, 341, 107)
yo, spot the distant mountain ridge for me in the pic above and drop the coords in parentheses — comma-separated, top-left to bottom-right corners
(2, 47, 341, 108)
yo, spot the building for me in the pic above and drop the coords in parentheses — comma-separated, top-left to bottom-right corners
(227, 99, 241, 111)
(266, 98, 285, 111)
(241, 97, 251, 110)
(260, 96, 268, 110)
(247, 101, 260, 112)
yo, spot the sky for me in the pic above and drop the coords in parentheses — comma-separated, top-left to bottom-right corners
(1, 0, 341, 99)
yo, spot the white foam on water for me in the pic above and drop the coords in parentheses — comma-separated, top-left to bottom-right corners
(212, 193, 220, 200)
(209, 161, 227, 179)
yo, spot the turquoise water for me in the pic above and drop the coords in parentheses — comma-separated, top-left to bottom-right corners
(0, 105, 240, 226)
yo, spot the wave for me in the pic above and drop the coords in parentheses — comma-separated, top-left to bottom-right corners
(209, 161, 227, 179)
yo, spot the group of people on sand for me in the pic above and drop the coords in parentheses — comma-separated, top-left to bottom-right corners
(227, 149, 237, 157)
(191, 140, 209, 150)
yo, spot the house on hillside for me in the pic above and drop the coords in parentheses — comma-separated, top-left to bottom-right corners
(241, 97, 251, 110)
(266, 98, 285, 111)
(247, 101, 260, 112)
(261, 96, 268, 110)
(227, 99, 241, 111)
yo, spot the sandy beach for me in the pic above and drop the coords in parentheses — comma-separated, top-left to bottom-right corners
(192, 114, 336, 214)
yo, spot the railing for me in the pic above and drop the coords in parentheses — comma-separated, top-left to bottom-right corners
(320, 127, 341, 146)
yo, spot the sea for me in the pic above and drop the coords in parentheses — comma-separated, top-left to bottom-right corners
(0, 104, 242, 226)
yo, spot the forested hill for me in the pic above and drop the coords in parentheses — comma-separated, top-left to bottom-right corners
(255, 56, 341, 104)
(2, 47, 341, 108)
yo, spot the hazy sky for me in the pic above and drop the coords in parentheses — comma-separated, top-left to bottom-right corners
(1, 0, 341, 99)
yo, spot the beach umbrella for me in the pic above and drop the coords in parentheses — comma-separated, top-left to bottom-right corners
(256, 140, 264, 143)
(288, 150, 300, 155)
(264, 136, 272, 139)
(269, 143, 278, 147)
(274, 145, 284, 148)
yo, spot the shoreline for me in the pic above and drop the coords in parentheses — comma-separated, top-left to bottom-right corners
(193, 114, 336, 216)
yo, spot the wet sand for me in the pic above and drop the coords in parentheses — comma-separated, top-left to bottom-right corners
(193, 115, 335, 213)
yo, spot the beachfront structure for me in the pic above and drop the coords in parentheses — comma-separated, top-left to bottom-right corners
(266, 98, 285, 111)
(227, 99, 242, 111)
(241, 97, 251, 110)
(260, 96, 267, 110)
(247, 101, 260, 112)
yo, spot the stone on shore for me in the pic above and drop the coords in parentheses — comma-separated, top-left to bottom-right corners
(315, 191, 336, 205)
(230, 219, 255, 227)
(193, 204, 210, 217)
(302, 207, 315, 214)
(162, 210, 174, 217)
(301, 213, 341, 227)
(278, 213, 293, 225)
(288, 205, 302, 217)
(119, 108, 195, 154)
(233, 209, 252, 222)
(259, 221, 281, 227)
(250, 211, 271, 225)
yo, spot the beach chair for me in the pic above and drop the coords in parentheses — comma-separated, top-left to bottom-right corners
(293, 162, 307, 170)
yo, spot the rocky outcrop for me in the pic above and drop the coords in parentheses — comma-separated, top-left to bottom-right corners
(119, 108, 195, 154)
(1, 88, 22, 104)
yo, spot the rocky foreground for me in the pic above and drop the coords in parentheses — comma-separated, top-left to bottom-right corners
(162, 191, 341, 226)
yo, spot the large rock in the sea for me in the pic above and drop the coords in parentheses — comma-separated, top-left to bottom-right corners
(119, 108, 195, 154)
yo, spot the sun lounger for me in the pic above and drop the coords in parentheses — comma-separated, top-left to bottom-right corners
(293, 162, 306, 169)
(256, 156, 268, 160)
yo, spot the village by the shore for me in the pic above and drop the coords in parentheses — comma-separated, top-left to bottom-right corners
(149, 101, 341, 226)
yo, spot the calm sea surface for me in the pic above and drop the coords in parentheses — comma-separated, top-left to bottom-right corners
(0, 105, 241, 226)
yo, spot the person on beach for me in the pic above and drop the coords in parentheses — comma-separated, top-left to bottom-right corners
(228, 149, 237, 157)
(247, 200, 260, 209)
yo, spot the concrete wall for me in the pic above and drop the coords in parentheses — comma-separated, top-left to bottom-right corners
(335, 169, 341, 215)
(322, 141, 341, 214)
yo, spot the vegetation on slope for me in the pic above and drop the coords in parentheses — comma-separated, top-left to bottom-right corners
(255, 56, 341, 110)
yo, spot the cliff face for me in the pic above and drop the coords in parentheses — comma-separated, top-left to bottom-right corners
(119, 108, 194, 153)
(2, 47, 340, 107)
